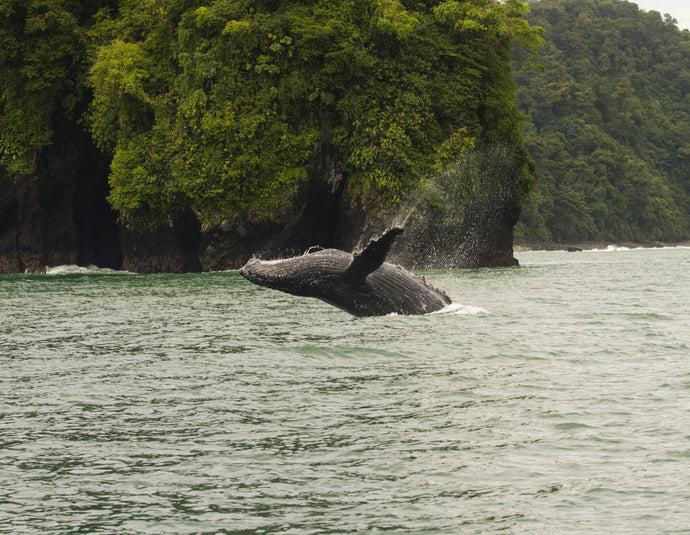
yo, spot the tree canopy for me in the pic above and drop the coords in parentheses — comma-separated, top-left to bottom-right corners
(85, 0, 541, 230)
(514, 0, 690, 243)
(0, 0, 111, 174)
(1, 0, 542, 245)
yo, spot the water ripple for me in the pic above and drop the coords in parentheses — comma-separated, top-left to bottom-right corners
(1, 249, 689, 533)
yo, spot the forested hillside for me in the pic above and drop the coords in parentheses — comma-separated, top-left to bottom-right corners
(1, 0, 542, 272)
(514, 0, 690, 244)
(90, 0, 541, 230)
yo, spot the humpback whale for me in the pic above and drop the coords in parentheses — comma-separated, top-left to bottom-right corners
(239, 227, 452, 316)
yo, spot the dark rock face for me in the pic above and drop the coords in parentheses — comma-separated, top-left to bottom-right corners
(199, 221, 302, 271)
(385, 201, 519, 269)
(455, 199, 520, 268)
(0, 174, 47, 273)
(119, 210, 201, 273)
(1, 135, 522, 273)
(1, 173, 520, 273)
(72, 153, 123, 269)
(0, 122, 123, 274)
(0, 149, 122, 273)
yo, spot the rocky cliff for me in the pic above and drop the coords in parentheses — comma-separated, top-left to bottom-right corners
(0, 137, 121, 274)
(0, 147, 520, 273)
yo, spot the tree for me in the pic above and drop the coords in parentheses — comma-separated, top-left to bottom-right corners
(514, 0, 690, 243)
(0, 0, 113, 174)
(88, 0, 542, 230)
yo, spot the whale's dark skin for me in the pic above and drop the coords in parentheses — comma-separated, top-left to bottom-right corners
(239, 227, 452, 316)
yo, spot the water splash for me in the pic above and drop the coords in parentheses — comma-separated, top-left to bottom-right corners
(45, 265, 134, 275)
(365, 145, 524, 268)
(391, 204, 417, 229)
(430, 302, 489, 315)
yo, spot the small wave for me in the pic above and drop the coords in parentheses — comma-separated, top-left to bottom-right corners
(586, 244, 690, 252)
(431, 303, 489, 315)
(585, 245, 630, 252)
(519, 244, 690, 254)
(45, 265, 134, 276)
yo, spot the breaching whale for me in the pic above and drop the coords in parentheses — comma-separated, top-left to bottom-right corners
(239, 227, 452, 316)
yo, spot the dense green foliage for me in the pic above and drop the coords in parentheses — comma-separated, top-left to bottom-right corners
(86, 0, 540, 229)
(0, 0, 117, 174)
(515, 0, 690, 243)
(5, 0, 688, 246)
(1, 0, 540, 234)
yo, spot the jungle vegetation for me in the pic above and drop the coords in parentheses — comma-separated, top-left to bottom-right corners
(515, 0, 690, 243)
(1, 0, 542, 233)
(5, 0, 686, 246)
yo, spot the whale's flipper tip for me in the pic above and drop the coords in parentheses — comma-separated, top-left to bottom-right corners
(345, 226, 404, 284)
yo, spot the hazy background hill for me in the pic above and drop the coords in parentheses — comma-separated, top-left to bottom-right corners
(514, 0, 690, 245)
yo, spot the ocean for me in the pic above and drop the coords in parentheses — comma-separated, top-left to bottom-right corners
(1, 246, 689, 534)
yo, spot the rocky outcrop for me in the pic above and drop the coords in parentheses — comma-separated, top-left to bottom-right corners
(1, 137, 522, 273)
(386, 205, 519, 269)
(1, 175, 520, 274)
(0, 173, 47, 273)
(118, 210, 201, 273)
(0, 145, 121, 273)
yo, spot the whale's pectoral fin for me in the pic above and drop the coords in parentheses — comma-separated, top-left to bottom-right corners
(344, 226, 403, 284)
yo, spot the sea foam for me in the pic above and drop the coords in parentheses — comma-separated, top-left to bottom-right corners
(45, 265, 133, 275)
(431, 302, 489, 315)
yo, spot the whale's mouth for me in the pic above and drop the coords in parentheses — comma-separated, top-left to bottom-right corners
(239, 256, 327, 297)
(238, 258, 260, 277)
(239, 258, 276, 287)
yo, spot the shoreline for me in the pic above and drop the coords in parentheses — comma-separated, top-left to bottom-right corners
(514, 240, 690, 253)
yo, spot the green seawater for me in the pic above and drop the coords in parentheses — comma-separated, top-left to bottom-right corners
(1, 247, 689, 534)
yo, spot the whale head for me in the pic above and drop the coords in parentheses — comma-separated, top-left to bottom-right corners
(239, 248, 351, 298)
